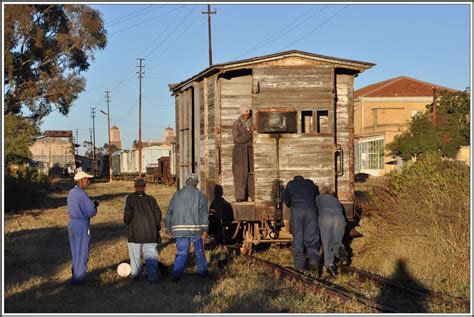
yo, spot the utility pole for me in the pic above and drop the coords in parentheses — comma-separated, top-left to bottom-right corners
(89, 128, 93, 159)
(104, 91, 112, 182)
(202, 4, 216, 66)
(432, 86, 438, 125)
(137, 58, 145, 178)
(90, 107, 97, 175)
(74, 129, 79, 155)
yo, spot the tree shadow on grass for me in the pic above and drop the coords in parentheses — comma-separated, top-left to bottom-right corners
(375, 258, 428, 313)
(4, 250, 220, 313)
(4, 222, 128, 290)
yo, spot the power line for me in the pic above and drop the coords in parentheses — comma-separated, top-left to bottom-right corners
(152, 12, 202, 65)
(109, 5, 186, 36)
(145, 75, 181, 80)
(106, 5, 159, 27)
(234, 6, 327, 59)
(138, 5, 188, 57)
(97, 114, 169, 129)
(280, 5, 349, 51)
(144, 6, 196, 58)
(142, 95, 173, 102)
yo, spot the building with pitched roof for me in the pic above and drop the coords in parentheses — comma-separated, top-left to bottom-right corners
(354, 76, 456, 176)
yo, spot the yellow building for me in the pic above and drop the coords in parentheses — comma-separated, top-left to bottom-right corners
(354, 76, 455, 176)
(29, 130, 75, 171)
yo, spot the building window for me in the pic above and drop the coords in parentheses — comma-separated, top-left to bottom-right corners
(357, 138, 385, 171)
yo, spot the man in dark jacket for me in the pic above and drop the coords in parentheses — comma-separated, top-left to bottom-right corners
(232, 103, 255, 202)
(166, 173, 209, 282)
(283, 175, 321, 273)
(124, 178, 162, 283)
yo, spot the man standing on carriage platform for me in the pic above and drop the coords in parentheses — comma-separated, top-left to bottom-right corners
(283, 175, 321, 273)
(232, 103, 255, 202)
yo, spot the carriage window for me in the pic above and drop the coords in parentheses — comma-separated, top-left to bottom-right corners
(301, 111, 314, 133)
(317, 110, 329, 133)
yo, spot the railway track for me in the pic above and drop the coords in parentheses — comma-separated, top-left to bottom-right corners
(338, 265, 470, 307)
(244, 255, 398, 313)
(239, 254, 469, 313)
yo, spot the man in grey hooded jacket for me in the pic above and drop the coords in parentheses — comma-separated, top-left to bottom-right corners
(166, 173, 209, 281)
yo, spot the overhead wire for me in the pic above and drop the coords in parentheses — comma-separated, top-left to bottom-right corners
(280, 5, 350, 51)
(138, 5, 188, 58)
(109, 5, 186, 36)
(97, 113, 169, 129)
(145, 6, 197, 59)
(234, 6, 328, 59)
(106, 5, 160, 27)
(152, 10, 202, 67)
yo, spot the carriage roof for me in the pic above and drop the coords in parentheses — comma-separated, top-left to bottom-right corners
(169, 50, 375, 93)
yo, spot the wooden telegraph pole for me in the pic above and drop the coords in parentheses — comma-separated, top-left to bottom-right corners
(90, 107, 96, 175)
(104, 91, 112, 182)
(202, 4, 216, 66)
(137, 58, 145, 178)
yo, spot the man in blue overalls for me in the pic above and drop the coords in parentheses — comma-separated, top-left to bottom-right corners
(67, 171, 98, 285)
(283, 175, 321, 273)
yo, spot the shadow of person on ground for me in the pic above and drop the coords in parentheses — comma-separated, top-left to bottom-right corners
(4, 222, 128, 289)
(375, 258, 428, 313)
(5, 247, 219, 313)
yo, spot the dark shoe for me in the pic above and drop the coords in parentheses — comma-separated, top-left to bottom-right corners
(338, 246, 348, 266)
(158, 262, 170, 276)
(326, 265, 337, 276)
(294, 266, 304, 272)
(132, 276, 140, 282)
(70, 279, 87, 286)
(236, 199, 247, 202)
(308, 261, 320, 274)
(198, 271, 209, 278)
(171, 276, 181, 283)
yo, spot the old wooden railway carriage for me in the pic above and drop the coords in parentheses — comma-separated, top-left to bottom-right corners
(169, 50, 374, 253)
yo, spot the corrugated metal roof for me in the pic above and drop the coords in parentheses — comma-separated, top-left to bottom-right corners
(169, 50, 375, 93)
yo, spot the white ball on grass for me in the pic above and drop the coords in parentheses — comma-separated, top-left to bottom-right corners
(117, 263, 131, 277)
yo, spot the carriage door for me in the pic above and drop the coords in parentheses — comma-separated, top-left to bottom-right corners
(253, 65, 336, 200)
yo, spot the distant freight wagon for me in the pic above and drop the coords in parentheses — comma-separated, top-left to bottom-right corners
(111, 144, 175, 183)
(169, 50, 374, 253)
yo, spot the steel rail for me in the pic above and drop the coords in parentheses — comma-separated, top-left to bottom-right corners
(244, 256, 399, 313)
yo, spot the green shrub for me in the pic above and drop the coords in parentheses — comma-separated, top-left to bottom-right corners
(5, 167, 51, 212)
(355, 153, 470, 297)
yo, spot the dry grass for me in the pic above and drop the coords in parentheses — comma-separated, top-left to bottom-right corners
(351, 156, 470, 303)
(4, 179, 369, 313)
(4, 168, 470, 313)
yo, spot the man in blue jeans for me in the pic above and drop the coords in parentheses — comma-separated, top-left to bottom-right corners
(283, 175, 321, 273)
(166, 173, 209, 282)
(124, 178, 162, 283)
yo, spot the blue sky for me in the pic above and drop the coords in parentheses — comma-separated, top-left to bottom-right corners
(39, 3, 471, 155)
